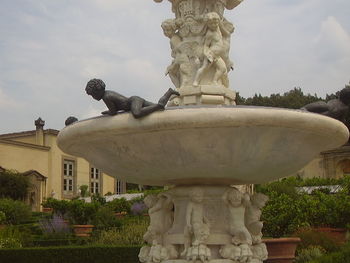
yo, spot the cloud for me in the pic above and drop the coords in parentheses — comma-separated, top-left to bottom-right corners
(80, 105, 105, 120)
(0, 0, 349, 133)
(314, 16, 350, 60)
(0, 87, 20, 110)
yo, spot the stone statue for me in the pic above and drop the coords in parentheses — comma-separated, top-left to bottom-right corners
(245, 193, 269, 244)
(85, 79, 180, 118)
(222, 187, 252, 246)
(65, 116, 78, 126)
(143, 193, 174, 245)
(250, 243, 268, 263)
(162, 19, 182, 89)
(154, 0, 241, 106)
(182, 187, 211, 262)
(140, 193, 177, 263)
(219, 244, 241, 261)
(193, 12, 228, 87)
(301, 85, 350, 123)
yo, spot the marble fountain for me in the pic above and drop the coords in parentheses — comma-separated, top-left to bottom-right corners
(57, 0, 349, 262)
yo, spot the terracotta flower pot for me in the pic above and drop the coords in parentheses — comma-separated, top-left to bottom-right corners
(72, 225, 94, 237)
(263, 237, 301, 263)
(42, 207, 53, 213)
(115, 212, 127, 218)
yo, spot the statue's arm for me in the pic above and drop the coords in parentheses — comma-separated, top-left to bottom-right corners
(149, 200, 163, 214)
(186, 203, 193, 228)
(102, 98, 118, 115)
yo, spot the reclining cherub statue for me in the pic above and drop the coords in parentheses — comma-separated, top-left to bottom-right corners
(85, 78, 180, 118)
(301, 85, 350, 123)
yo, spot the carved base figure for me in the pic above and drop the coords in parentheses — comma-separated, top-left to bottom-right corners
(138, 185, 269, 263)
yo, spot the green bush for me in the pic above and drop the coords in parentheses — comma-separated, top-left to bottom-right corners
(42, 198, 70, 217)
(32, 237, 89, 247)
(308, 244, 350, 263)
(0, 211, 6, 224)
(261, 192, 309, 237)
(295, 246, 325, 263)
(67, 200, 100, 225)
(0, 246, 140, 263)
(258, 175, 350, 237)
(93, 216, 149, 246)
(0, 225, 34, 248)
(0, 199, 31, 224)
(92, 206, 122, 230)
(295, 228, 341, 253)
(106, 198, 131, 214)
(0, 237, 22, 248)
(79, 185, 89, 197)
(0, 170, 30, 200)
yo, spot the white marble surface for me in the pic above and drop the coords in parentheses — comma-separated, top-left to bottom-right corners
(57, 107, 349, 186)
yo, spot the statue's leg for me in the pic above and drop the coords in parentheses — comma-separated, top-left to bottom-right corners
(213, 58, 227, 85)
(158, 88, 180, 107)
(193, 59, 209, 86)
(130, 96, 161, 119)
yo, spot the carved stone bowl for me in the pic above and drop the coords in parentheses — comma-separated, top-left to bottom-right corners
(57, 106, 349, 186)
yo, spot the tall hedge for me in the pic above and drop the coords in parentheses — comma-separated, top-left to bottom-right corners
(0, 245, 140, 263)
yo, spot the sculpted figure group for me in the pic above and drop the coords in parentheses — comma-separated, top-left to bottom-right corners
(220, 188, 269, 263)
(161, 0, 238, 90)
(139, 187, 268, 263)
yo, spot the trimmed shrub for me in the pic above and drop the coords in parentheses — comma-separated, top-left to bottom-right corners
(67, 200, 100, 225)
(261, 192, 309, 237)
(0, 246, 140, 263)
(106, 198, 131, 214)
(0, 198, 31, 224)
(42, 198, 70, 217)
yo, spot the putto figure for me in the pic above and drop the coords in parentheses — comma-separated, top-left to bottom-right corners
(85, 79, 180, 118)
(301, 84, 350, 123)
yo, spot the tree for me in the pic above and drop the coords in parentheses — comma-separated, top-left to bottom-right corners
(238, 87, 323, 109)
(0, 170, 30, 200)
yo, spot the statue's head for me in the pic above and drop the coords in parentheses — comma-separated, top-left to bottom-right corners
(144, 194, 158, 208)
(85, 79, 106, 101)
(339, 86, 350, 105)
(251, 193, 269, 208)
(190, 187, 204, 203)
(206, 12, 220, 30)
(161, 19, 176, 38)
(225, 188, 242, 207)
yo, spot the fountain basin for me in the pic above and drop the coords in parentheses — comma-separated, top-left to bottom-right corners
(57, 106, 349, 186)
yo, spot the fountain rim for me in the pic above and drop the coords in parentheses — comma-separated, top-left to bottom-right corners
(58, 105, 349, 142)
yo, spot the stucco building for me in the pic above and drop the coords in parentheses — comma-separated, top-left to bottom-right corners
(0, 118, 126, 211)
(294, 144, 350, 179)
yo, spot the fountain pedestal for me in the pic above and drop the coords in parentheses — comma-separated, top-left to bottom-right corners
(139, 185, 268, 263)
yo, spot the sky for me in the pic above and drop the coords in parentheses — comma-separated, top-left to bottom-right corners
(0, 0, 349, 133)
